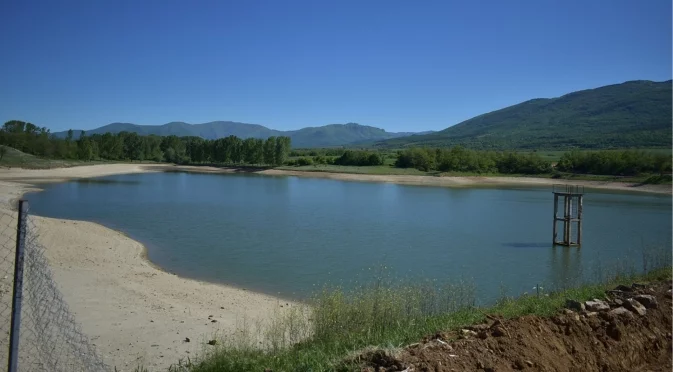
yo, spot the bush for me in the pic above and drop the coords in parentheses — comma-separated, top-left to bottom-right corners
(395, 146, 551, 174)
(334, 150, 384, 166)
(296, 157, 313, 166)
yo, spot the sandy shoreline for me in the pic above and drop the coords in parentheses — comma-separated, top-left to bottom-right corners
(0, 163, 669, 370)
(1, 163, 669, 195)
(163, 165, 671, 195)
(0, 165, 296, 371)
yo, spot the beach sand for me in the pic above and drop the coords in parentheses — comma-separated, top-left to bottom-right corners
(0, 166, 291, 371)
(0, 163, 668, 370)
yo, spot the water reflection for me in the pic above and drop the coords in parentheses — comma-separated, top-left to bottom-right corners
(548, 246, 583, 290)
(502, 242, 551, 248)
(75, 179, 140, 185)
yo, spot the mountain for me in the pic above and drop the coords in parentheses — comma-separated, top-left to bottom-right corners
(376, 80, 672, 150)
(55, 121, 418, 148)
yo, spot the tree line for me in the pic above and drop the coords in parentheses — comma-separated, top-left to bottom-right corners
(394, 147, 552, 174)
(0, 120, 291, 166)
(556, 150, 671, 176)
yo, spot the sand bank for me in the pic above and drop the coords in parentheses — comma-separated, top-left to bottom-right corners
(0, 166, 293, 371)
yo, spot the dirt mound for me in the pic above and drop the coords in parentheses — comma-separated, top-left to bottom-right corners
(358, 280, 672, 372)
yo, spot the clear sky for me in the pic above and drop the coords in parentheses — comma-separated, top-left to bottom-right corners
(1, 0, 671, 133)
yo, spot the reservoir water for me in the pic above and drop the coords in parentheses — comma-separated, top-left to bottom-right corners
(25, 172, 672, 302)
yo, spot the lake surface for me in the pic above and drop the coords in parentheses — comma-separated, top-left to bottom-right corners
(26, 172, 672, 302)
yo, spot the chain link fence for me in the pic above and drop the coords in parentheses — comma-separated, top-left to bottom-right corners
(0, 200, 111, 372)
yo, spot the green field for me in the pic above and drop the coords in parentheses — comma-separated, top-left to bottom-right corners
(0, 146, 102, 169)
(0, 146, 158, 169)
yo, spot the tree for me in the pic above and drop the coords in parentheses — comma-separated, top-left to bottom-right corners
(263, 137, 276, 165)
(0, 146, 6, 163)
(77, 131, 95, 161)
(274, 136, 291, 165)
(0, 120, 299, 167)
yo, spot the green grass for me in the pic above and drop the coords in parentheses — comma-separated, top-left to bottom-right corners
(640, 174, 673, 185)
(520, 148, 671, 163)
(0, 146, 101, 169)
(0, 146, 162, 169)
(172, 247, 672, 372)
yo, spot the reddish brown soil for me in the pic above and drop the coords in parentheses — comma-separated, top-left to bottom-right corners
(358, 280, 672, 372)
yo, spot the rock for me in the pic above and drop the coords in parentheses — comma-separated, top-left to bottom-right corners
(598, 312, 615, 322)
(184, 337, 190, 342)
(585, 299, 610, 312)
(614, 284, 633, 292)
(476, 360, 485, 369)
(513, 359, 525, 370)
(612, 298, 624, 307)
(525, 360, 534, 367)
(211, 319, 218, 323)
(565, 299, 585, 311)
(477, 331, 489, 340)
(207, 339, 218, 346)
(632, 283, 647, 290)
(461, 329, 478, 337)
(562, 308, 575, 315)
(585, 312, 599, 317)
(609, 307, 634, 319)
(634, 294, 658, 309)
(624, 298, 647, 316)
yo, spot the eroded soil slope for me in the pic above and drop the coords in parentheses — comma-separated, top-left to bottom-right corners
(358, 280, 672, 372)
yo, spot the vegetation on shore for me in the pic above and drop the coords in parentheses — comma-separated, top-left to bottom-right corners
(0, 120, 292, 166)
(285, 147, 671, 183)
(2, 120, 670, 184)
(170, 248, 671, 372)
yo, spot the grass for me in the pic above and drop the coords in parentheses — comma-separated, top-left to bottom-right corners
(0, 146, 103, 169)
(520, 148, 671, 163)
(170, 247, 672, 372)
(0, 146, 162, 169)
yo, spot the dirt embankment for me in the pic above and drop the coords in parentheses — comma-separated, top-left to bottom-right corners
(358, 280, 672, 372)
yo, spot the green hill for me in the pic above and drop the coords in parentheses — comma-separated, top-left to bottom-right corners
(55, 122, 420, 148)
(376, 80, 672, 150)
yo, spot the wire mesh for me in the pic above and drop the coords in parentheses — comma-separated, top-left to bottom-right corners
(0, 202, 111, 372)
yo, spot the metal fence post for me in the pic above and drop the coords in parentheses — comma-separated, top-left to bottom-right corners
(7, 200, 27, 372)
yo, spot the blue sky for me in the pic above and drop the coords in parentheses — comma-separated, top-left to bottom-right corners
(1, 0, 670, 133)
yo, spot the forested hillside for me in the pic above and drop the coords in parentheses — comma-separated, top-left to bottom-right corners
(377, 80, 672, 150)
(54, 121, 419, 148)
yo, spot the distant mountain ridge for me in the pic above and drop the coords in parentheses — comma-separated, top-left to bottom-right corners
(375, 79, 672, 149)
(56, 122, 429, 148)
